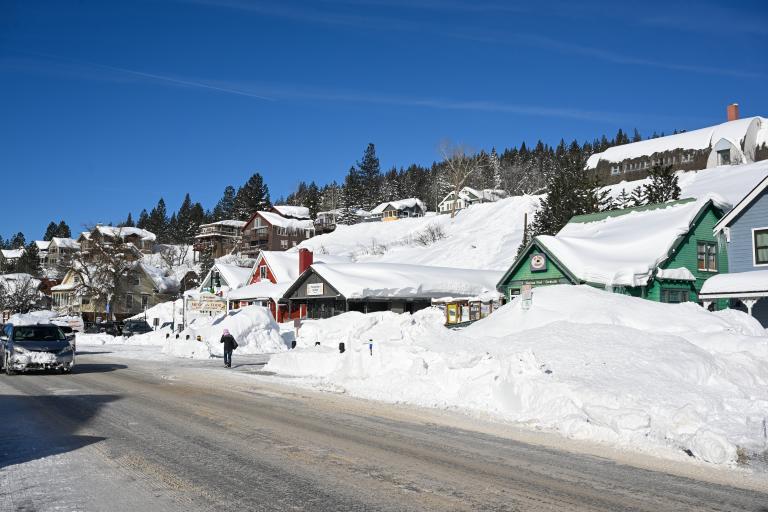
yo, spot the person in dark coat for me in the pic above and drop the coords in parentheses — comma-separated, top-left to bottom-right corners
(219, 328, 237, 368)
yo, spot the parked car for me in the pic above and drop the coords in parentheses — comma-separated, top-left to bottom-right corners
(122, 319, 153, 338)
(84, 322, 121, 336)
(0, 324, 75, 374)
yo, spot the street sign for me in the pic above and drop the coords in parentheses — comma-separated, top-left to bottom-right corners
(521, 284, 533, 310)
(187, 297, 227, 314)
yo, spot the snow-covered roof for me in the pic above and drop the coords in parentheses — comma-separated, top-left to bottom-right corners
(227, 281, 291, 302)
(535, 195, 729, 287)
(199, 219, 246, 228)
(139, 262, 180, 294)
(95, 225, 156, 242)
(656, 267, 696, 282)
(203, 263, 252, 291)
(586, 117, 765, 169)
(371, 198, 426, 214)
(304, 262, 503, 299)
(272, 205, 311, 219)
(700, 270, 768, 297)
(1, 249, 24, 260)
(256, 211, 315, 230)
(713, 173, 768, 233)
(50, 237, 80, 250)
(441, 187, 508, 205)
(250, 251, 350, 284)
(34, 240, 51, 251)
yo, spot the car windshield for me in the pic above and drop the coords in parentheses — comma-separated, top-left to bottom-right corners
(12, 325, 66, 342)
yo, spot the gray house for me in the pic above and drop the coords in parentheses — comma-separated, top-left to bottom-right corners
(700, 174, 768, 325)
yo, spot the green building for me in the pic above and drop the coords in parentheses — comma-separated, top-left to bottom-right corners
(497, 196, 729, 305)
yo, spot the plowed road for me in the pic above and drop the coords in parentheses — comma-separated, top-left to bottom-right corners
(1, 348, 766, 511)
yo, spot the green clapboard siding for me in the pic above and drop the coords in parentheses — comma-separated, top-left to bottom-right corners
(498, 246, 571, 299)
(648, 205, 728, 305)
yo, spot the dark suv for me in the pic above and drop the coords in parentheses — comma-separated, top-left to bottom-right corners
(1, 324, 75, 374)
(122, 320, 153, 338)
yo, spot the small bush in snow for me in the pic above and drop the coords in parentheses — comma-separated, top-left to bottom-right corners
(414, 224, 446, 246)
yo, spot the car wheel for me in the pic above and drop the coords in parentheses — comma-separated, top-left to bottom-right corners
(5, 355, 15, 375)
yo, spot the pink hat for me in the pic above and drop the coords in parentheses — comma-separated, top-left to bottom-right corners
(223, 329, 230, 335)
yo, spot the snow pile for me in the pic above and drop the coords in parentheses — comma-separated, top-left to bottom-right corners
(701, 269, 768, 295)
(272, 205, 310, 219)
(266, 286, 768, 465)
(7, 310, 82, 329)
(129, 299, 183, 327)
(163, 306, 288, 359)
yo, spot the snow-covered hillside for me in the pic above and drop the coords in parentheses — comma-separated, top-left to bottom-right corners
(266, 285, 768, 466)
(298, 161, 768, 270)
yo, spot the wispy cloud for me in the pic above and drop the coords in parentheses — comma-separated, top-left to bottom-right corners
(178, 0, 765, 79)
(4, 51, 655, 124)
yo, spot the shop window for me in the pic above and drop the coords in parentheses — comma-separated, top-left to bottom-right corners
(754, 228, 768, 265)
(697, 241, 718, 271)
(660, 289, 688, 303)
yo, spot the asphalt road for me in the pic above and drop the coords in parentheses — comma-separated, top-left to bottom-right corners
(1, 351, 767, 512)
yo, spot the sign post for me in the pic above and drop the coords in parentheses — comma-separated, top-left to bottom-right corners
(521, 284, 533, 310)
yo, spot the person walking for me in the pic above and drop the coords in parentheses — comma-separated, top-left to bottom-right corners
(219, 328, 238, 368)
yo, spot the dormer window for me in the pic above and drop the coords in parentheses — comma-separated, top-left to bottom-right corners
(717, 149, 731, 165)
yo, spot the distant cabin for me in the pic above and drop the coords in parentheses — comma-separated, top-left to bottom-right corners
(369, 198, 426, 222)
(587, 108, 768, 185)
(700, 174, 768, 325)
(239, 211, 316, 258)
(497, 197, 729, 305)
(438, 187, 508, 215)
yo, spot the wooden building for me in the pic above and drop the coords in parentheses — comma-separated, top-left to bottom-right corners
(282, 262, 502, 320)
(587, 107, 768, 185)
(498, 197, 729, 305)
(239, 211, 316, 258)
(193, 220, 245, 258)
(369, 198, 426, 222)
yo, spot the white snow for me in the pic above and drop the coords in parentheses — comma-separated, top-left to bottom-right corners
(656, 267, 697, 282)
(535, 195, 727, 287)
(370, 198, 426, 214)
(128, 299, 184, 326)
(272, 205, 311, 219)
(586, 117, 764, 168)
(162, 306, 288, 359)
(139, 261, 180, 294)
(227, 281, 290, 302)
(95, 225, 156, 241)
(200, 263, 252, 291)
(1, 249, 24, 260)
(50, 237, 80, 250)
(256, 211, 315, 230)
(308, 263, 502, 299)
(266, 285, 768, 466)
(701, 270, 768, 295)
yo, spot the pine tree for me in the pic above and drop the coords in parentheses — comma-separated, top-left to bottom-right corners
(198, 249, 214, 282)
(16, 242, 42, 277)
(357, 143, 382, 210)
(43, 222, 58, 241)
(56, 220, 71, 238)
(233, 173, 271, 221)
(10, 232, 26, 249)
(644, 164, 680, 204)
(302, 182, 322, 219)
(632, 128, 642, 142)
(212, 185, 236, 221)
(123, 213, 135, 227)
(147, 198, 169, 241)
(338, 167, 364, 225)
(630, 186, 647, 207)
(529, 142, 597, 237)
(616, 189, 632, 209)
(137, 209, 150, 229)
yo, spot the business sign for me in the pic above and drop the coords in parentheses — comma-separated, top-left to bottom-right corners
(187, 298, 227, 314)
(530, 253, 547, 272)
(306, 283, 324, 296)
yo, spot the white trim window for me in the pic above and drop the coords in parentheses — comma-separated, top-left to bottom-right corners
(697, 241, 718, 272)
(611, 164, 620, 176)
(753, 227, 768, 266)
(259, 265, 268, 280)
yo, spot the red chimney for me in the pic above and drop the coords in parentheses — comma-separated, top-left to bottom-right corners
(298, 248, 313, 274)
(727, 103, 739, 121)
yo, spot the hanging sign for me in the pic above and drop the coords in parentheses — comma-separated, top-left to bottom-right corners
(530, 253, 547, 272)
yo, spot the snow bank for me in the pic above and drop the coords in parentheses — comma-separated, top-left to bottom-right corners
(266, 286, 768, 466)
(129, 299, 184, 327)
(162, 306, 288, 359)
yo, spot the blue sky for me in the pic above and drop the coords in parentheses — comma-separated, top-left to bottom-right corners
(1, 0, 767, 239)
